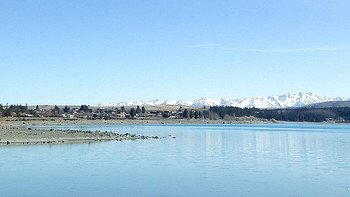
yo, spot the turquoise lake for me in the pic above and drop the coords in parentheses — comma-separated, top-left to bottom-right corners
(1, 124, 350, 197)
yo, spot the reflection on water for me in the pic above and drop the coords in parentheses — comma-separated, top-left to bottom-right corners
(1, 124, 350, 197)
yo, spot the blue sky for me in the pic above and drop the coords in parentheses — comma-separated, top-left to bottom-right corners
(1, 0, 349, 105)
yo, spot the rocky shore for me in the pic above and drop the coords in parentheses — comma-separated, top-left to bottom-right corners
(0, 119, 159, 146)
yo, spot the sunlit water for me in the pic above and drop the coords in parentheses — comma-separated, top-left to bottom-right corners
(1, 124, 350, 197)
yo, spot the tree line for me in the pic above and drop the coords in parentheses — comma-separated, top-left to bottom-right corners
(208, 106, 350, 122)
(181, 109, 210, 119)
(2, 103, 350, 122)
(0, 104, 36, 117)
(129, 106, 146, 118)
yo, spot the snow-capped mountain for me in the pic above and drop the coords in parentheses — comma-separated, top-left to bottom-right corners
(97, 93, 349, 109)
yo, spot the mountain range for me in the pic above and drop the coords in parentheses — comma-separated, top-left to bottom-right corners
(97, 93, 349, 109)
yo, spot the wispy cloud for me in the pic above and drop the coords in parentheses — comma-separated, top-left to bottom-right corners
(189, 44, 350, 53)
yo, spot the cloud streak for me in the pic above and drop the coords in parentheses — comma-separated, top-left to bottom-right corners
(191, 44, 350, 53)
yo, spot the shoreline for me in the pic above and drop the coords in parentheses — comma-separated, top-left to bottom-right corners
(0, 117, 162, 147)
(1, 117, 348, 147)
(1, 116, 273, 126)
(1, 117, 347, 127)
(0, 117, 270, 147)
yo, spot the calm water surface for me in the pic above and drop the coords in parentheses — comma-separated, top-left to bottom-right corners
(1, 124, 350, 197)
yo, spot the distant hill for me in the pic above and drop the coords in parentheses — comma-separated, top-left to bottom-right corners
(306, 101, 350, 109)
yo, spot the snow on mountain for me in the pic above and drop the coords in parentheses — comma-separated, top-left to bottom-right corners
(97, 93, 349, 109)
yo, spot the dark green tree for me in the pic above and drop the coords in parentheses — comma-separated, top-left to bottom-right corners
(121, 106, 125, 112)
(162, 111, 170, 118)
(142, 106, 146, 114)
(2, 104, 28, 117)
(203, 110, 210, 119)
(23, 105, 28, 113)
(183, 109, 189, 119)
(0, 104, 4, 117)
(199, 111, 203, 119)
(189, 110, 194, 119)
(63, 106, 70, 113)
(136, 106, 141, 114)
(79, 105, 89, 112)
(194, 111, 199, 119)
(53, 105, 60, 114)
(130, 108, 136, 118)
(4, 108, 11, 117)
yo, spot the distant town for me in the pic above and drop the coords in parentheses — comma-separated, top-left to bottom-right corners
(0, 103, 349, 123)
(0, 104, 211, 120)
